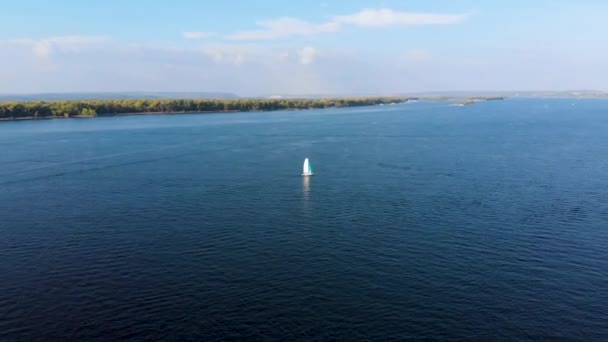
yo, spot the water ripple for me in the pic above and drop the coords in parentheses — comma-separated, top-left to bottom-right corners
(2, 100, 608, 340)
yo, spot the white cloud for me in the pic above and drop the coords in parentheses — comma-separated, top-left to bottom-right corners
(126, 44, 192, 55)
(297, 47, 320, 65)
(224, 8, 469, 40)
(8, 35, 110, 58)
(32, 40, 53, 58)
(204, 48, 224, 63)
(334, 8, 469, 27)
(182, 31, 211, 39)
(232, 53, 245, 66)
(203, 46, 239, 65)
(226, 17, 339, 40)
(201, 45, 273, 65)
(278, 51, 290, 62)
(403, 48, 431, 63)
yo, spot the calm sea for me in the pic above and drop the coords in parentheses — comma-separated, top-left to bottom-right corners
(1, 99, 607, 341)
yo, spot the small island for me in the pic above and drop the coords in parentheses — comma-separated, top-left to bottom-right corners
(0, 97, 411, 121)
(454, 96, 505, 106)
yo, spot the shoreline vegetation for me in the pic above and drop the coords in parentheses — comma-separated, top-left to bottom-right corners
(0, 97, 412, 121)
(0, 95, 506, 121)
(456, 96, 505, 106)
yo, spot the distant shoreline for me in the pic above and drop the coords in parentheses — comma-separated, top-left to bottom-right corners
(0, 97, 412, 122)
(0, 95, 524, 122)
(0, 109, 246, 121)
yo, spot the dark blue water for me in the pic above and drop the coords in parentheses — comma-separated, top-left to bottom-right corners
(1, 99, 608, 341)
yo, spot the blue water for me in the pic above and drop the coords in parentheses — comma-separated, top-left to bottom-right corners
(1, 99, 607, 341)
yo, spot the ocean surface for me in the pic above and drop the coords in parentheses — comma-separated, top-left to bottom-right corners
(1, 99, 607, 341)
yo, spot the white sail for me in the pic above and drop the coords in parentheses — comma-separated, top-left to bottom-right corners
(302, 158, 313, 176)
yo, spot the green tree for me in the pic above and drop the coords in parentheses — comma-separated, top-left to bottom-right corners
(0, 96, 410, 119)
(81, 108, 97, 117)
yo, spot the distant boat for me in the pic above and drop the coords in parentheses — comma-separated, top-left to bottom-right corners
(302, 158, 314, 176)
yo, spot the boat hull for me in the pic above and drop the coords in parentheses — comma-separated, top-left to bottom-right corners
(302, 173, 314, 176)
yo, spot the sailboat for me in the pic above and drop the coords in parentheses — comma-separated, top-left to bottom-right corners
(302, 158, 314, 176)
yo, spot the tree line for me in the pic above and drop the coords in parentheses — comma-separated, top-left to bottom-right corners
(0, 97, 409, 119)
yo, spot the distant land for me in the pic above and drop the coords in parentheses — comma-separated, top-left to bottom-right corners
(260, 90, 608, 100)
(0, 97, 410, 121)
(1, 90, 607, 102)
(1, 90, 607, 121)
(400, 90, 608, 99)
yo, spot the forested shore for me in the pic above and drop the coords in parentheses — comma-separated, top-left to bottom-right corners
(0, 97, 410, 120)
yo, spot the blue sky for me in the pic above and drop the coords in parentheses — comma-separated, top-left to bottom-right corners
(1, 0, 607, 95)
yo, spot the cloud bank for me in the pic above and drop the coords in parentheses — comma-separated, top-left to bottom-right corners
(2, 6, 605, 95)
(226, 18, 340, 40)
(226, 8, 469, 40)
(182, 32, 212, 39)
(8, 35, 110, 58)
(334, 8, 468, 27)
